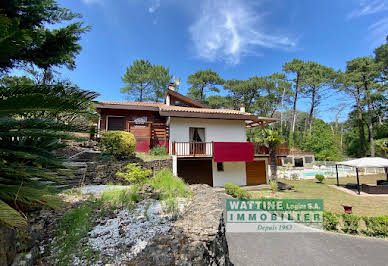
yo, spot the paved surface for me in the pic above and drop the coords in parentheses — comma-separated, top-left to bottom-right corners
(227, 232, 388, 266)
(220, 193, 388, 266)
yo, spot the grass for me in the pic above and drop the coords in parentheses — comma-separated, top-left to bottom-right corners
(99, 187, 140, 209)
(252, 174, 388, 216)
(146, 168, 187, 199)
(53, 203, 96, 266)
(135, 152, 171, 161)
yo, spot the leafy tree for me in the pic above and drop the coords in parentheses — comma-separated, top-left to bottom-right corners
(253, 128, 284, 182)
(121, 59, 172, 102)
(283, 59, 307, 147)
(374, 41, 388, 79)
(187, 69, 224, 102)
(301, 119, 342, 161)
(345, 57, 381, 156)
(0, 0, 88, 72)
(302, 62, 336, 134)
(0, 0, 96, 227)
(223, 77, 262, 112)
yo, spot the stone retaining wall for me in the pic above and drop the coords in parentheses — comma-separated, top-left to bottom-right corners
(129, 184, 230, 265)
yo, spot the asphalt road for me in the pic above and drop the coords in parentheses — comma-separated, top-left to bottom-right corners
(221, 194, 388, 266)
(227, 232, 388, 266)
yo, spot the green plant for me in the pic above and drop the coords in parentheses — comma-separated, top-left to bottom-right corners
(100, 131, 136, 159)
(53, 204, 95, 266)
(99, 187, 140, 208)
(342, 214, 361, 234)
(116, 163, 152, 184)
(0, 0, 97, 228)
(323, 211, 340, 231)
(315, 174, 325, 183)
(269, 181, 278, 192)
(161, 197, 180, 219)
(147, 168, 187, 199)
(290, 173, 299, 180)
(149, 146, 168, 156)
(224, 183, 250, 199)
(363, 216, 388, 237)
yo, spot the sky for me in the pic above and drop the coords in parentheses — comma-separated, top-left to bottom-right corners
(55, 0, 388, 122)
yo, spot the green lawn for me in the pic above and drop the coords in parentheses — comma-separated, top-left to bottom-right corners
(251, 174, 388, 216)
(135, 152, 171, 161)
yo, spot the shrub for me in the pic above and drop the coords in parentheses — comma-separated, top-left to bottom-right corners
(315, 174, 325, 183)
(323, 211, 340, 231)
(225, 183, 250, 199)
(269, 181, 278, 191)
(116, 163, 152, 184)
(363, 216, 388, 237)
(147, 168, 187, 198)
(149, 145, 167, 156)
(161, 197, 180, 219)
(342, 214, 361, 234)
(291, 173, 299, 180)
(100, 131, 136, 158)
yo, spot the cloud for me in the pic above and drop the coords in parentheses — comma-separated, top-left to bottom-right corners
(347, 0, 388, 19)
(368, 17, 388, 46)
(188, 0, 296, 64)
(148, 0, 161, 13)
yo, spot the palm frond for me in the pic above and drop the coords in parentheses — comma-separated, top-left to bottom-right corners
(0, 199, 27, 228)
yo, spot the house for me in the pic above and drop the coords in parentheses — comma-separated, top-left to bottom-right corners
(283, 148, 315, 168)
(94, 84, 289, 187)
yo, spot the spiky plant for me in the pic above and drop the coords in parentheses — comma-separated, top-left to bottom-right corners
(0, 82, 98, 227)
(254, 128, 285, 182)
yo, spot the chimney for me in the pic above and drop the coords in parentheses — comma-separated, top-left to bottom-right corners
(240, 104, 245, 113)
(168, 82, 175, 91)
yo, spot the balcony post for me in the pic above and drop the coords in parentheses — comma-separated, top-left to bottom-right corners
(172, 141, 176, 155)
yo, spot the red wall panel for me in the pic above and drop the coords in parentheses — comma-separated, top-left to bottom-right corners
(213, 142, 254, 162)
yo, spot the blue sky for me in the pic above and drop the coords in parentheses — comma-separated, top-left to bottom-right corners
(56, 0, 388, 122)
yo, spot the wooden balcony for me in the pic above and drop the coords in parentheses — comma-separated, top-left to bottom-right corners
(171, 142, 213, 157)
(170, 142, 289, 157)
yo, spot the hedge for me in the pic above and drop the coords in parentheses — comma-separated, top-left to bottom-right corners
(100, 131, 136, 158)
(323, 211, 388, 238)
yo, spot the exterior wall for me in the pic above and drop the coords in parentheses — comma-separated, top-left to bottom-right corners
(169, 117, 246, 144)
(283, 154, 315, 168)
(212, 160, 246, 187)
(97, 108, 168, 152)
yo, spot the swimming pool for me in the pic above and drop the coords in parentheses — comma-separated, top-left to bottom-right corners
(303, 171, 329, 177)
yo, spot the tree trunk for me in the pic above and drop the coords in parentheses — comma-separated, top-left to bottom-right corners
(139, 85, 144, 102)
(307, 87, 315, 135)
(355, 87, 366, 157)
(291, 74, 299, 133)
(364, 85, 375, 156)
(269, 146, 278, 182)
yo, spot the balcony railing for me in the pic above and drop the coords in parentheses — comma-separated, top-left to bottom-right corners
(171, 142, 213, 156)
(171, 141, 289, 157)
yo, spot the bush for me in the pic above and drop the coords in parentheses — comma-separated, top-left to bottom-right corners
(149, 145, 167, 156)
(225, 183, 250, 199)
(342, 214, 361, 234)
(147, 168, 187, 198)
(269, 181, 278, 191)
(363, 216, 388, 237)
(100, 131, 136, 158)
(116, 163, 152, 184)
(323, 211, 340, 231)
(315, 174, 325, 183)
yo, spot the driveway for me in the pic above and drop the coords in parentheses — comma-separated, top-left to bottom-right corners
(220, 194, 388, 266)
(227, 232, 388, 266)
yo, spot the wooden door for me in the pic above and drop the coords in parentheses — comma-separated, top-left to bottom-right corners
(246, 160, 267, 185)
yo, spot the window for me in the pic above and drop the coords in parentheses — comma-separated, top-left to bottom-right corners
(217, 162, 224, 172)
(284, 157, 293, 165)
(189, 127, 205, 142)
(305, 157, 313, 163)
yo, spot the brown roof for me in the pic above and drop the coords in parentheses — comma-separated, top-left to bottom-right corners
(165, 89, 210, 108)
(94, 101, 277, 123)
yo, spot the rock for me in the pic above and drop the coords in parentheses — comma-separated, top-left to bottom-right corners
(277, 181, 294, 190)
(139, 184, 155, 194)
(11, 247, 39, 266)
(128, 184, 230, 265)
(70, 150, 101, 162)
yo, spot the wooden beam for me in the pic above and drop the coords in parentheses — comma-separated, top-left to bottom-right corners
(356, 168, 360, 195)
